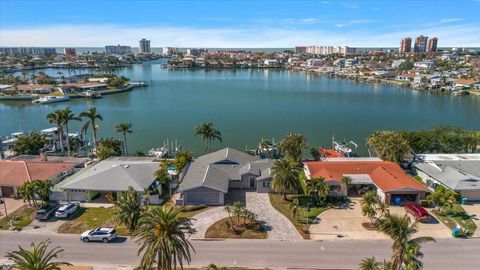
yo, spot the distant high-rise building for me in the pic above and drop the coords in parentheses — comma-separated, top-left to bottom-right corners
(0, 47, 56, 56)
(295, 46, 307, 54)
(427, 37, 438, 52)
(139, 38, 151, 54)
(105, 44, 131, 55)
(414, 35, 428, 53)
(162, 47, 178, 56)
(64, 48, 77, 57)
(399, 37, 412, 53)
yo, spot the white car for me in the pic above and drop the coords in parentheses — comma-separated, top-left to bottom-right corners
(80, 227, 117, 243)
(55, 202, 80, 218)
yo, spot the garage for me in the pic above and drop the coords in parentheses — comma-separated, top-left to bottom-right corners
(0, 186, 15, 197)
(69, 190, 88, 201)
(460, 190, 480, 202)
(183, 187, 224, 205)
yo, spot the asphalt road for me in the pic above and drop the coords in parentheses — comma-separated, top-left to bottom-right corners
(1, 231, 479, 269)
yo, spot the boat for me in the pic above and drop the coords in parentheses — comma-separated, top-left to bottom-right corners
(148, 147, 168, 158)
(329, 136, 358, 158)
(85, 90, 102, 98)
(32, 96, 70, 104)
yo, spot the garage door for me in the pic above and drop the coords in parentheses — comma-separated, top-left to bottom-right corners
(461, 190, 480, 201)
(185, 191, 220, 205)
(1, 186, 15, 197)
(69, 190, 88, 201)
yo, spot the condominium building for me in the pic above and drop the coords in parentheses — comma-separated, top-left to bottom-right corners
(64, 48, 77, 57)
(105, 45, 132, 55)
(414, 35, 428, 53)
(139, 38, 151, 54)
(399, 37, 412, 53)
(0, 47, 56, 56)
(427, 37, 438, 52)
(162, 47, 178, 56)
(304, 46, 355, 55)
(295, 46, 307, 54)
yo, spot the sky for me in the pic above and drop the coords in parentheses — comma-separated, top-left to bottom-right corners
(1, 0, 479, 48)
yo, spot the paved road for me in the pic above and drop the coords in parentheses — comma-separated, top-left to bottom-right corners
(1, 231, 479, 269)
(246, 192, 302, 240)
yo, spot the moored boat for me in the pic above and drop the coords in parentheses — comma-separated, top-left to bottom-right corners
(32, 95, 70, 104)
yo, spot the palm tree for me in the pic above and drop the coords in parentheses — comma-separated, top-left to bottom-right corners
(114, 186, 143, 231)
(47, 110, 65, 154)
(271, 159, 299, 200)
(340, 176, 352, 196)
(59, 108, 80, 157)
(359, 257, 382, 270)
(195, 123, 222, 153)
(6, 240, 64, 270)
(134, 206, 195, 270)
(79, 107, 103, 149)
(115, 122, 133, 156)
(377, 214, 435, 270)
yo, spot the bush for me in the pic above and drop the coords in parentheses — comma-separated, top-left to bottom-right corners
(180, 204, 206, 212)
(419, 199, 431, 207)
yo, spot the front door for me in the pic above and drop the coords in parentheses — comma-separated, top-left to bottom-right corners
(249, 177, 255, 188)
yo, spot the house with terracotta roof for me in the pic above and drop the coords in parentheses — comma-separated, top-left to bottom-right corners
(455, 79, 479, 88)
(303, 160, 427, 205)
(0, 160, 77, 197)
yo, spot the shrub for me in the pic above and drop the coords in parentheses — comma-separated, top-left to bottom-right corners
(180, 204, 206, 212)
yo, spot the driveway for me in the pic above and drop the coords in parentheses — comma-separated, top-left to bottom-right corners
(462, 203, 480, 238)
(22, 217, 67, 234)
(245, 192, 302, 240)
(309, 198, 451, 240)
(0, 198, 25, 218)
(190, 207, 228, 239)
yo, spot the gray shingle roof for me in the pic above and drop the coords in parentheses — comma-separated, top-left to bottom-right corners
(61, 157, 158, 192)
(415, 160, 480, 191)
(178, 148, 272, 193)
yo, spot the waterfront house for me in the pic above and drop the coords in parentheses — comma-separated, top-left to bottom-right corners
(454, 79, 479, 89)
(414, 61, 435, 69)
(60, 82, 108, 93)
(263, 59, 278, 67)
(0, 159, 77, 197)
(396, 73, 417, 82)
(5, 84, 54, 94)
(414, 154, 480, 201)
(177, 148, 274, 205)
(59, 157, 161, 203)
(303, 160, 427, 205)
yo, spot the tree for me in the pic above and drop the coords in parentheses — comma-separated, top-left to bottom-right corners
(377, 214, 435, 270)
(310, 148, 320, 161)
(367, 131, 411, 163)
(224, 201, 256, 234)
(361, 191, 380, 223)
(96, 138, 122, 160)
(11, 132, 47, 155)
(33, 180, 52, 204)
(134, 206, 195, 270)
(305, 177, 329, 205)
(155, 160, 173, 189)
(359, 257, 382, 270)
(17, 181, 37, 208)
(173, 150, 194, 173)
(427, 185, 458, 214)
(271, 159, 299, 200)
(114, 186, 143, 231)
(47, 110, 66, 154)
(59, 108, 80, 157)
(195, 123, 222, 153)
(340, 176, 352, 194)
(6, 240, 64, 270)
(79, 107, 103, 149)
(278, 133, 308, 165)
(115, 122, 133, 156)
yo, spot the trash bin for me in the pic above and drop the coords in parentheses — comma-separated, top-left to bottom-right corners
(452, 228, 460, 237)
(461, 197, 468, 205)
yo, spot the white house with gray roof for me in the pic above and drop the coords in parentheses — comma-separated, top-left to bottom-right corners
(59, 157, 161, 202)
(414, 154, 480, 201)
(177, 148, 274, 205)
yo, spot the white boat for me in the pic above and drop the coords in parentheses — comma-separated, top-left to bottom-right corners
(32, 96, 70, 104)
(148, 147, 168, 158)
(85, 90, 101, 98)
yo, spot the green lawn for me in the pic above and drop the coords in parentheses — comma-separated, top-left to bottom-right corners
(269, 193, 330, 239)
(205, 217, 267, 239)
(0, 205, 36, 230)
(57, 207, 129, 236)
(433, 204, 477, 237)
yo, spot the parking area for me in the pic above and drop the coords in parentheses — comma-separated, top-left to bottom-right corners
(309, 198, 451, 240)
(461, 203, 480, 238)
(0, 198, 25, 218)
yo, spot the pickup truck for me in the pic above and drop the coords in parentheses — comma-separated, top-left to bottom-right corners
(35, 203, 59, 221)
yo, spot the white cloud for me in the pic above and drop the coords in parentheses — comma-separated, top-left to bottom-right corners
(300, 18, 317, 23)
(0, 23, 479, 47)
(440, 18, 464, 23)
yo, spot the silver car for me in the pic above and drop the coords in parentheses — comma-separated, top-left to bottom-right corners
(55, 202, 80, 218)
(80, 227, 117, 243)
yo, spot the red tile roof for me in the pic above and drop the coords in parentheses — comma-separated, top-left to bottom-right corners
(0, 160, 76, 187)
(304, 161, 427, 193)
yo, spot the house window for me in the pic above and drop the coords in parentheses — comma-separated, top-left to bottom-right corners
(263, 182, 271, 188)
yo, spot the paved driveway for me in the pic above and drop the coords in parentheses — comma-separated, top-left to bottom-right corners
(245, 192, 302, 240)
(462, 203, 480, 238)
(0, 198, 25, 218)
(309, 198, 451, 240)
(190, 207, 228, 239)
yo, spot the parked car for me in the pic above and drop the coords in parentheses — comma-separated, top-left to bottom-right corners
(35, 203, 59, 221)
(55, 202, 80, 218)
(0, 197, 4, 204)
(405, 203, 430, 221)
(80, 227, 117, 243)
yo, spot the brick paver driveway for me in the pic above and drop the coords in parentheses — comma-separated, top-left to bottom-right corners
(246, 192, 302, 240)
(462, 203, 480, 238)
(190, 207, 228, 239)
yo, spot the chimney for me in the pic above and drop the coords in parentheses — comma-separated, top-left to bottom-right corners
(39, 151, 48, 162)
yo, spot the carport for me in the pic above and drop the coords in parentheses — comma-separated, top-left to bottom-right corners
(343, 174, 376, 196)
